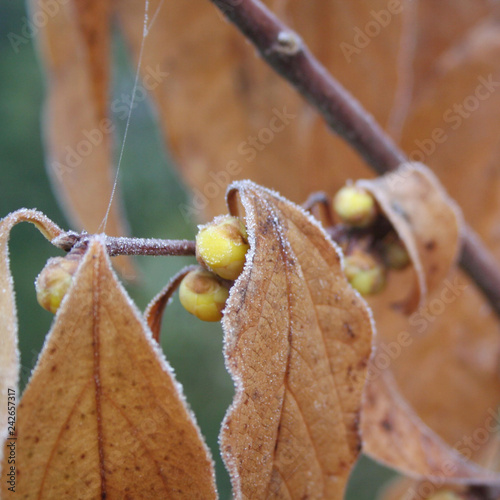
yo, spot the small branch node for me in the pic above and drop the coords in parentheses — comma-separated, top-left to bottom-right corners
(51, 231, 81, 252)
(273, 30, 302, 56)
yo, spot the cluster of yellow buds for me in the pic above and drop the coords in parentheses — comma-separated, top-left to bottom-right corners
(36, 216, 250, 324)
(180, 215, 249, 322)
(333, 185, 410, 296)
(37, 189, 410, 313)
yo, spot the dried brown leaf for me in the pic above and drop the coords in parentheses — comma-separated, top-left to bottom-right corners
(220, 180, 374, 499)
(358, 163, 463, 311)
(1, 238, 217, 499)
(362, 371, 500, 485)
(365, 267, 500, 470)
(32, 0, 134, 277)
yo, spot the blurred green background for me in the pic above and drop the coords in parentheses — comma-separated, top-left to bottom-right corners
(0, 3, 397, 498)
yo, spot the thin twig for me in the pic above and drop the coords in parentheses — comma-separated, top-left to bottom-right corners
(208, 0, 500, 318)
(53, 233, 196, 257)
(102, 236, 196, 256)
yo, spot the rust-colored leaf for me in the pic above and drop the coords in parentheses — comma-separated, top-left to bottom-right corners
(362, 371, 500, 485)
(1, 238, 217, 499)
(32, 0, 134, 277)
(365, 267, 500, 473)
(358, 163, 463, 311)
(0, 210, 63, 466)
(220, 180, 374, 499)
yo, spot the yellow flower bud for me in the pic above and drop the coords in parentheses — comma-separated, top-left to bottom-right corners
(344, 250, 385, 296)
(381, 232, 410, 270)
(179, 268, 229, 322)
(333, 185, 377, 228)
(196, 215, 249, 280)
(35, 256, 80, 314)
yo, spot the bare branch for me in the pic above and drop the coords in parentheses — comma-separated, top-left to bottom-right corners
(53, 233, 196, 257)
(102, 236, 196, 257)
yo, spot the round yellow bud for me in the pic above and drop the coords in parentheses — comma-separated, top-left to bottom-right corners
(35, 256, 80, 314)
(196, 215, 249, 280)
(343, 251, 385, 296)
(179, 268, 230, 322)
(333, 185, 377, 228)
(381, 232, 410, 270)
